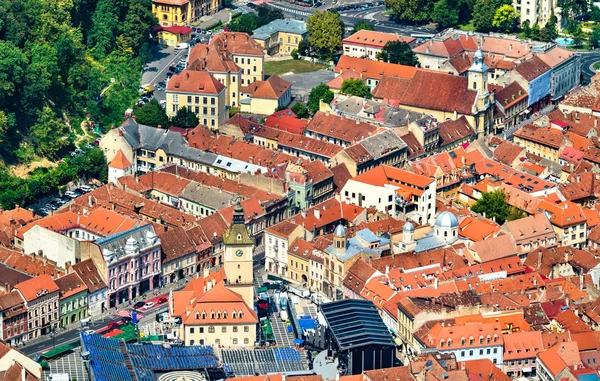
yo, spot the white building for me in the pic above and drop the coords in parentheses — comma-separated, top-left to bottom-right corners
(342, 30, 414, 60)
(341, 165, 436, 224)
(108, 149, 133, 185)
(264, 220, 304, 276)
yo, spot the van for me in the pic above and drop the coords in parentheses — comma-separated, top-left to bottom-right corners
(175, 42, 189, 50)
(280, 310, 288, 321)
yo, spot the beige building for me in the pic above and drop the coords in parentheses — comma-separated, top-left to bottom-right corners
(210, 32, 265, 87)
(240, 75, 292, 115)
(252, 19, 307, 56)
(166, 69, 227, 129)
(152, 0, 220, 27)
(513, 125, 568, 162)
(15, 275, 60, 340)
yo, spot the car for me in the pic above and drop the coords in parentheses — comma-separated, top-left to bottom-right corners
(80, 185, 93, 192)
(37, 208, 49, 217)
(121, 316, 132, 323)
(85, 330, 96, 335)
(65, 190, 78, 198)
(168, 65, 177, 72)
(53, 198, 66, 205)
(86, 143, 94, 149)
(157, 81, 166, 87)
(207, 30, 213, 35)
(45, 203, 58, 211)
(76, 187, 90, 194)
(69, 152, 77, 157)
(174, 42, 189, 50)
(134, 301, 146, 309)
(143, 302, 155, 309)
(166, 72, 174, 78)
(192, 27, 198, 32)
(158, 297, 168, 304)
(75, 148, 83, 155)
(159, 99, 167, 106)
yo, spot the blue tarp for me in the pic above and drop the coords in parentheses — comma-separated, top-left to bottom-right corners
(298, 318, 317, 333)
(294, 339, 305, 344)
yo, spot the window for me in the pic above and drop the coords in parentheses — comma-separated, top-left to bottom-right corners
(209, 326, 215, 333)
(244, 338, 249, 344)
(190, 327, 195, 333)
(244, 326, 249, 332)
(233, 326, 238, 332)
(222, 326, 227, 333)
(211, 98, 215, 105)
(187, 96, 192, 103)
(233, 338, 238, 344)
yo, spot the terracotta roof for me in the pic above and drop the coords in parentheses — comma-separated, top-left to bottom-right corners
(335, 55, 418, 80)
(157, 25, 192, 35)
(458, 215, 501, 242)
(351, 164, 433, 188)
(438, 116, 474, 148)
(0, 263, 33, 289)
(343, 259, 378, 295)
(241, 75, 291, 100)
(0, 292, 26, 318)
(495, 81, 527, 109)
(157, 226, 198, 263)
(137, 171, 192, 197)
(537, 200, 586, 227)
(109, 149, 132, 169)
(0, 247, 64, 278)
(266, 220, 300, 239)
(71, 259, 106, 293)
(219, 198, 264, 224)
(401, 131, 424, 159)
(373, 71, 477, 115)
(514, 124, 566, 149)
(493, 140, 524, 165)
(537, 46, 574, 68)
(54, 272, 87, 299)
(462, 358, 511, 381)
(253, 125, 343, 158)
(537, 342, 581, 377)
(515, 56, 551, 81)
(413, 34, 479, 57)
(265, 110, 308, 134)
(167, 70, 225, 94)
(504, 214, 556, 252)
(343, 30, 414, 48)
(556, 309, 592, 332)
(152, 0, 188, 5)
(290, 197, 365, 230)
(210, 32, 263, 56)
(331, 163, 353, 191)
(15, 274, 59, 302)
(424, 321, 504, 349)
(305, 112, 379, 144)
(363, 367, 412, 381)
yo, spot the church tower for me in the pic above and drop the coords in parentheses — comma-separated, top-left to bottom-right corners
(223, 201, 254, 306)
(467, 48, 492, 137)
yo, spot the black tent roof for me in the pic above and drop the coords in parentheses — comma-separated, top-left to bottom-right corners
(320, 299, 396, 350)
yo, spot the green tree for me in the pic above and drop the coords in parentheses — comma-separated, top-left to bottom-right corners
(120, 0, 156, 57)
(352, 21, 375, 33)
(340, 78, 372, 99)
(291, 49, 299, 59)
(307, 83, 334, 114)
(558, 0, 588, 20)
(228, 13, 259, 34)
(521, 19, 531, 37)
(380, 41, 419, 66)
(0, 41, 27, 108)
(590, 27, 600, 48)
(506, 206, 527, 222)
(30, 106, 71, 158)
(171, 106, 200, 128)
(471, 189, 509, 224)
(472, 0, 497, 32)
(0, 111, 8, 145)
(531, 23, 541, 39)
(591, 5, 600, 21)
(298, 39, 311, 56)
(492, 5, 520, 32)
(134, 99, 169, 127)
(385, 0, 434, 22)
(306, 11, 344, 60)
(87, 0, 119, 58)
(539, 20, 558, 42)
(291, 102, 309, 118)
(572, 24, 585, 46)
(256, 4, 284, 27)
(432, 0, 459, 28)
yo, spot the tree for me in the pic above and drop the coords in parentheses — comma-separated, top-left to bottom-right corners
(290, 49, 299, 60)
(380, 41, 419, 66)
(291, 102, 309, 118)
(472, 190, 510, 224)
(572, 24, 585, 47)
(506, 206, 527, 222)
(87, 0, 119, 58)
(134, 99, 169, 127)
(432, 0, 459, 28)
(385, 0, 434, 22)
(352, 21, 374, 34)
(298, 39, 311, 56)
(0, 41, 27, 108)
(591, 5, 600, 21)
(558, 0, 588, 20)
(120, 0, 156, 57)
(171, 106, 199, 128)
(590, 27, 600, 48)
(539, 20, 558, 42)
(29, 106, 71, 158)
(306, 11, 344, 60)
(256, 4, 284, 27)
(492, 5, 520, 32)
(521, 20, 531, 37)
(472, 0, 497, 32)
(307, 83, 334, 114)
(531, 23, 541, 40)
(340, 78, 372, 99)
(228, 13, 258, 34)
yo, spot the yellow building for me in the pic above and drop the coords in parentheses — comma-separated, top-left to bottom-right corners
(287, 238, 312, 286)
(156, 25, 192, 47)
(153, 0, 191, 27)
(252, 19, 307, 56)
(513, 125, 567, 162)
(166, 69, 227, 129)
(240, 74, 292, 115)
(211, 32, 265, 86)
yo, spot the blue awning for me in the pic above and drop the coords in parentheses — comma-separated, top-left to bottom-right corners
(294, 339, 305, 344)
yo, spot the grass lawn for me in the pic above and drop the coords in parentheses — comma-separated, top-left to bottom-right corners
(265, 60, 327, 76)
(594, 61, 600, 70)
(459, 22, 475, 31)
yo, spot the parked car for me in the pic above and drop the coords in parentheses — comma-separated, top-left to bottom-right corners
(158, 297, 168, 304)
(45, 203, 58, 211)
(80, 185, 93, 192)
(166, 72, 174, 78)
(53, 198, 66, 205)
(143, 302, 155, 310)
(174, 42, 189, 50)
(134, 301, 146, 309)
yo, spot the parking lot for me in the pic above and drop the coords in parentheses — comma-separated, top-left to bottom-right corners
(32, 181, 101, 217)
(42, 349, 89, 381)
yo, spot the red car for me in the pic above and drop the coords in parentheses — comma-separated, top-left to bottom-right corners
(158, 297, 168, 304)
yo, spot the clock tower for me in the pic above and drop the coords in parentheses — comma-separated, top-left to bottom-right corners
(223, 200, 254, 306)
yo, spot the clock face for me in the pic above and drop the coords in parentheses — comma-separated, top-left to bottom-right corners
(235, 249, 244, 257)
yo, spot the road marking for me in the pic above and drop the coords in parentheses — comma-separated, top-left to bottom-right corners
(147, 49, 186, 85)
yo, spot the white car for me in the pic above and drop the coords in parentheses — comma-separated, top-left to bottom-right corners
(175, 43, 189, 50)
(143, 302, 155, 309)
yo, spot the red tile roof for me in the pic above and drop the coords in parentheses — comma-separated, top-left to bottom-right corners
(458, 215, 501, 242)
(167, 70, 225, 94)
(515, 56, 551, 81)
(157, 25, 192, 35)
(305, 112, 379, 144)
(514, 124, 565, 149)
(352, 164, 434, 188)
(54, 272, 87, 299)
(72, 259, 106, 293)
(265, 110, 307, 134)
(334, 55, 418, 80)
(15, 274, 59, 302)
(210, 32, 263, 56)
(241, 75, 290, 99)
(343, 30, 414, 48)
(495, 81, 527, 109)
(109, 150, 132, 170)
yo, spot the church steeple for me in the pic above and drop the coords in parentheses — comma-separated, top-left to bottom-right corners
(232, 199, 245, 225)
(223, 199, 253, 246)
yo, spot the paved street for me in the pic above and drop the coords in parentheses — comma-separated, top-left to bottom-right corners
(579, 52, 600, 84)
(281, 70, 336, 99)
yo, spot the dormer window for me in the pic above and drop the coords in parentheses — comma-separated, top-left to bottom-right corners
(202, 312, 206, 319)
(196, 312, 200, 319)
(211, 312, 215, 319)
(461, 337, 466, 345)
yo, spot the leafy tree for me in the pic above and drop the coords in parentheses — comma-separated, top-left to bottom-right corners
(228, 13, 259, 34)
(134, 99, 169, 127)
(385, 0, 434, 22)
(0, 41, 27, 109)
(492, 5, 520, 32)
(590, 27, 600, 48)
(171, 106, 200, 128)
(87, 0, 119, 58)
(591, 5, 600, 21)
(120, 0, 156, 57)
(558, 0, 588, 20)
(291, 49, 299, 60)
(531, 23, 541, 40)
(539, 20, 558, 42)
(572, 24, 585, 47)
(256, 4, 284, 27)
(471, 189, 509, 224)
(298, 39, 311, 56)
(521, 20, 531, 37)
(380, 41, 419, 66)
(352, 21, 375, 33)
(291, 102, 309, 118)
(307, 83, 334, 114)
(0, 111, 8, 145)
(340, 78, 372, 99)
(506, 206, 527, 222)
(432, 0, 459, 28)
(472, 0, 497, 32)
(30, 106, 71, 158)
(306, 11, 344, 60)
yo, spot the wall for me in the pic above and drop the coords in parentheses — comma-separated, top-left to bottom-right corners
(238, 173, 287, 195)
(100, 129, 136, 167)
(182, 323, 255, 346)
(527, 71, 552, 107)
(342, 43, 384, 60)
(233, 54, 264, 86)
(0, 348, 42, 379)
(23, 225, 78, 269)
(166, 89, 226, 129)
(342, 180, 396, 215)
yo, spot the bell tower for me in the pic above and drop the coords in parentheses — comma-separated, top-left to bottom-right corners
(467, 48, 491, 137)
(223, 200, 254, 306)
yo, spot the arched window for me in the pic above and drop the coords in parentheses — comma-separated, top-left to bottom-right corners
(223, 311, 227, 319)
(479, 336, 484, 344)
(211, 312, 215, 319)
(486, 335, 491, 343)
(461, 337, 466, 345)
(469, 336, 474, 345)
(239, 310, 243, 318)
(208, 326, 215, 333)
(217, 312, 221, 319)
(232, 311, 237, 319)
(196, 312, 199, 319)
(440, 339, 445, 347)
(447, 339, 452, 347)
(493, 334, 498, 343)
(202, 312, 206, 319)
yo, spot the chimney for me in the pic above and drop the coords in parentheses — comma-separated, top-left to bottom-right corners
(385, 265, 390, 276)
(4, 283, 9, 292)
(88, 195, 93, 207)
(434, 275, 438, 290)
(203, 267, 209, 279)
(314, 209, 321, 219)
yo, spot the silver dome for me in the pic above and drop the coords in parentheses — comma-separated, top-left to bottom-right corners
(403, 222, 415, 232)
(435, 211, 459, 229)
(334, 224, 346, 237)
